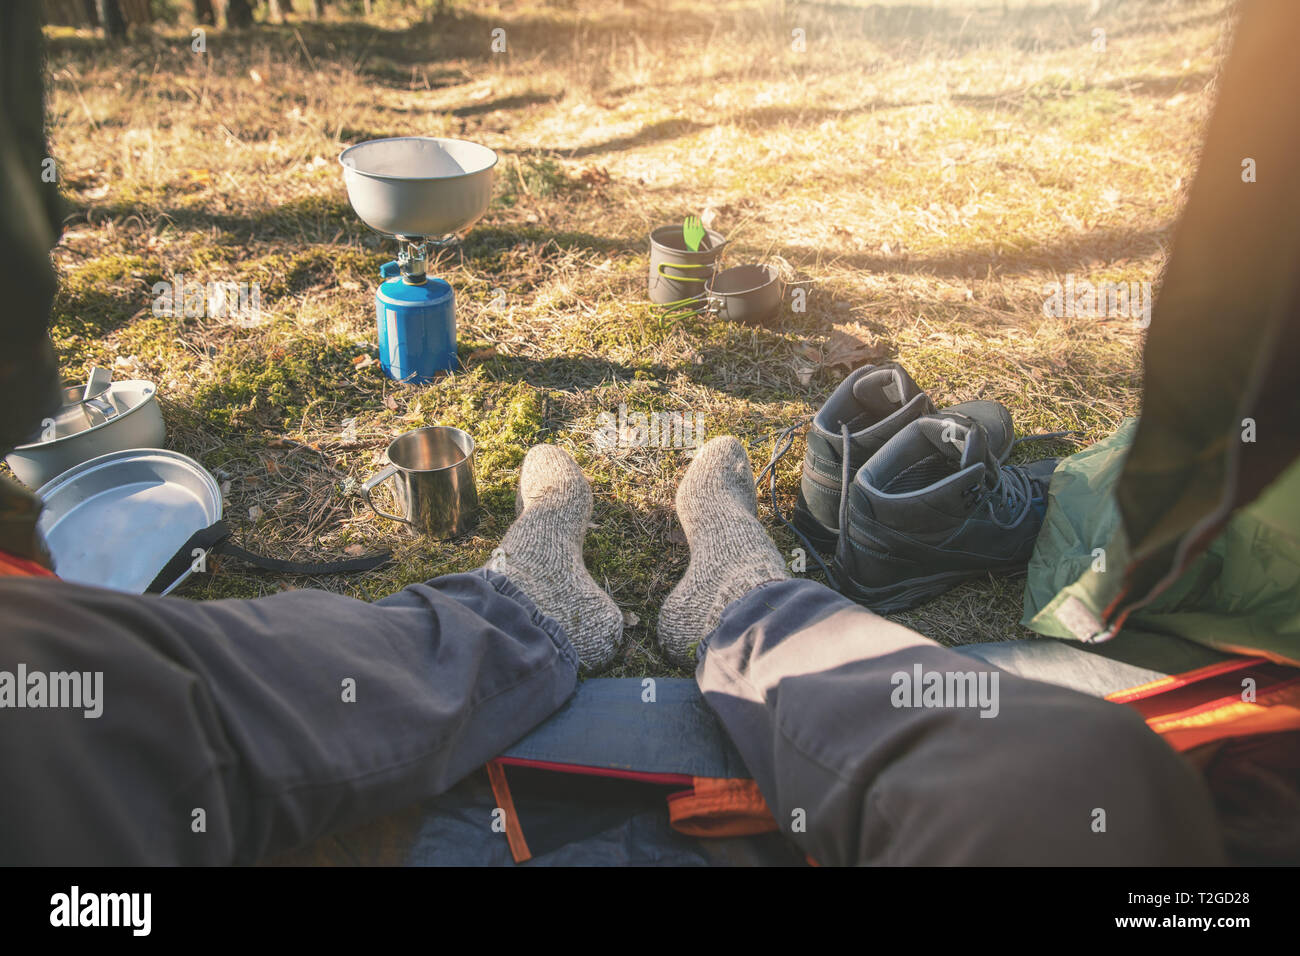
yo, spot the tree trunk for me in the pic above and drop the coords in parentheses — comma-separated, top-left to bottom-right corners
(225, 0, 254, 29)
(193, 0, 215, 25)
(96, 0, 127, 38)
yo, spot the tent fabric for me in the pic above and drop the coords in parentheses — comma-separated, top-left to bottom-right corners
(269, 677, 804, 867)
(1023, 418, 1300, 668)
(269, 647, 1225, 867)
(1108, 0, 1300, 626)
(1107, 657, 1300, 753)
(497, 677, 754, 779)
(487, 678, 779, 860)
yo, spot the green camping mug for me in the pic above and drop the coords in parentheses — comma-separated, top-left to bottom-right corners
(362, 425, 478, 539)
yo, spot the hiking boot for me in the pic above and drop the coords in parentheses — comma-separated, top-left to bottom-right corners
(835, 416, 1058, 613)
(792, 363, 1013, 551)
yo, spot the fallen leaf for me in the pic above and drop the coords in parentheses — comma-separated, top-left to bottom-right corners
(821, 329, 884, 373)
(352, 354, 377, 370)
(248, 505, 264, 521)
(575, 165, 611, 187)
(344, 543, 365, 556)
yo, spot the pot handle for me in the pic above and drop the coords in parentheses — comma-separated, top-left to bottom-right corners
(658, 294, 709, 321)
(361, 464, 410, 525)
(656, 261, 712, 282)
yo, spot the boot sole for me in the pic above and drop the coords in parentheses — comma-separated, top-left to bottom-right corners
(791, 500, 840, 553)
(834, 562, 1027, 614)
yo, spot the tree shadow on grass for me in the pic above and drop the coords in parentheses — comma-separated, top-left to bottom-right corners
(777, 225, 1173, 279)
(566, 64, 1216, 158)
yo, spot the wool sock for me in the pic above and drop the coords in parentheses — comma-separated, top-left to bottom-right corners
(487, 445, 623, 670)
(658, 436, 789, 666)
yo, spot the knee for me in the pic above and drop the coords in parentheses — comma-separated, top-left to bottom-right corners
(985, 694, 1224, 864)
(869, 690, 1225, 865)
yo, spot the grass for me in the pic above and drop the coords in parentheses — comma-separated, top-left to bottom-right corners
(38, 0, 1235, 675)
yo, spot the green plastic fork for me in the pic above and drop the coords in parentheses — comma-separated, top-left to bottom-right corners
(683, 215, 705, 252)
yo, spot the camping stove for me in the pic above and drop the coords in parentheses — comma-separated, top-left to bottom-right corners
(340, 137, 498, 384)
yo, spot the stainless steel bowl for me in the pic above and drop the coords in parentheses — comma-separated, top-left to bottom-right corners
(340, 136, 498, 239)
(6, 379, 166, 489)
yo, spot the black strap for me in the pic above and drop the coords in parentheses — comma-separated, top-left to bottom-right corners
(146, 520, 391, 594)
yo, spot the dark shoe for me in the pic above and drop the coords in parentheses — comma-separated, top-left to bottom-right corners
(835, 416, 1057, 612)
(792, 363, 1013, 551)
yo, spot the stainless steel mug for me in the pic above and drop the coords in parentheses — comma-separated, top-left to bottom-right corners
(361, 426, 478, 538)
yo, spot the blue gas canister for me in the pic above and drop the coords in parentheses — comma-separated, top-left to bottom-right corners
(375, 261, 456, 384)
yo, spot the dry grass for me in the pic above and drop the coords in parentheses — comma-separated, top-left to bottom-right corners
(41, 0, 1234, 674)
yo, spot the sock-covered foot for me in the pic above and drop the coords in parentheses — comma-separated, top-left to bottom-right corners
(486, 445, 623, 670)
(658, 436, 790, 666)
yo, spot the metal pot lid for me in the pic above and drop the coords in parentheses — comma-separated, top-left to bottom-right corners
(36, 448, 222, 596)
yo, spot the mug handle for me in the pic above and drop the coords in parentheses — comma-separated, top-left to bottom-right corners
(361, 464, 410, 525)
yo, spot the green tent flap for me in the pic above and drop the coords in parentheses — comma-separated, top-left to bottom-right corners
(1023, 419, 1300, 667)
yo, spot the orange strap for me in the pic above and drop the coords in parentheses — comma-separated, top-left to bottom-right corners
(484, 760, 532, 864)
(0, 550, 55, 579)
(667, 777, 778, 838)
(1109, 657, 1300, 751)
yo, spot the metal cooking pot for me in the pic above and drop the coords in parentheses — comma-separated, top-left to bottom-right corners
(5, 379, 166, 489)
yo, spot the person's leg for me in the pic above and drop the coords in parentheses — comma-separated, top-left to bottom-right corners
(0, 445, 620, 865)
(660, 436, 1225, 865)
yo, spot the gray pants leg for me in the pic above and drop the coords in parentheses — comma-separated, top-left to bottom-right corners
(0, 570, 578, 865)
(696, 579, 1225, 865)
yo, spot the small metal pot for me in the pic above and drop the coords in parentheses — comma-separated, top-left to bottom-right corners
(648, 223, 727, 308)
(5, 380, 166, 489)
(705, 263, 784, 327)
